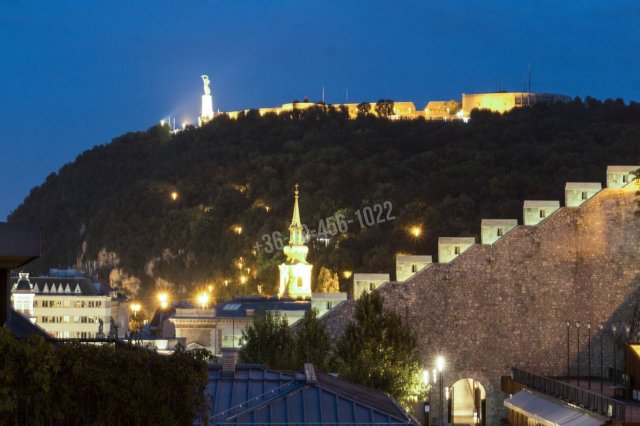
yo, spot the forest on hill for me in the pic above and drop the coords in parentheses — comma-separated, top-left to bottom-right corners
(9, 98, 640, 306)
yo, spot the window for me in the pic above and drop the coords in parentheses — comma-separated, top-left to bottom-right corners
(623, 175, 629, 183)
(297, 278, 303, 288)
(454, 246, 461, 255)
(411, 264, 418, 273)
(539, 210, 546, 218)
(369, 283, 375, 291)
(326, 302, 332, 310)
(581, 191, 588, 200)
(497, 228, 503, 236)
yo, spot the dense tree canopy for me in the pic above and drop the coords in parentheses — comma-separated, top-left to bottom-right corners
(0, 330, 210, 425)
(334, 291, 425, 404)
(9, 98, 640, 306)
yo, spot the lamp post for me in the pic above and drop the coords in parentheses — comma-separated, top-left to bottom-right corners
(588, 323, 591, 390)
(422, 370, 431, 426)
(612, 324, 617, 387)
(436, 356, 445, 426)
(576, 322, 581, 387)
(566, 321, 570, 381)
(599, 323, 604, 394)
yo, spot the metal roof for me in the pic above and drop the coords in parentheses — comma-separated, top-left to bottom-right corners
(0, 223, 40, 269)
(607, 165, 639, 173)
(505, 390, 605, 426)
(214, 297, 312, 319)
(396, 255, 432, 263)
(207, 363, 418, 425)
(438, 237, 475, 245)
(481, 219, 518, 227)
(353, 273, 390, 281)
(564, 182, 602, 191)
(523, 200, 560, 209)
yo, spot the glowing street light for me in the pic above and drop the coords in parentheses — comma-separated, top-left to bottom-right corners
(343, 270, 353, 279)
(422, 369, 430, 386)
(197, 292, 209, 309)
(170, 191, 179, 201)
(409, 225, 423, 238)
(240, 275, 247, 284)
(157, 292, 169, 309)
(130, 303, 141, 318)
(435, 356, 446, 425)
(232, 225, 243, 235)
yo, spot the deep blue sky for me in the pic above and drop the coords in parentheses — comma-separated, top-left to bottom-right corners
(1, 1, 639, 220)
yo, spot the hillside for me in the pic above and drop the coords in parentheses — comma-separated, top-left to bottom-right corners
(9, 98, 640, 305)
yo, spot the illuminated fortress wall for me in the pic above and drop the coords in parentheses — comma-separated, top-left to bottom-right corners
(462, 92, 571, 117)
(322, 172, 640, 424)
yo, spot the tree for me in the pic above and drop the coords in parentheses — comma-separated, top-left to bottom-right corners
(316, 266, 339, 292)
(375, 99, 395, 118)
(292, 308, 331, 370)
(238, 310, 294, 369)
(333, 291, 424, 405)
(356, 102, 371, 116)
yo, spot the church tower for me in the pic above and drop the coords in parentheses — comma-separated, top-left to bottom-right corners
(278, 185, 312, 298)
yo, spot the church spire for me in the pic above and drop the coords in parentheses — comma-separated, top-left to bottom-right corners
(289, 184, 304, 245)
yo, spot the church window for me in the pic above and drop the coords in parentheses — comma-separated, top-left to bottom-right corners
(539, 210, 546, 218)
(581, 191, 588, 200)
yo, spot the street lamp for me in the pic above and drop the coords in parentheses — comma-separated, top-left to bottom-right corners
(436, 356, 445, 426)
(158, 292, 169, 309)
(170, 191, 179, 201)
(410, 225, 423, 238)
(197, 292, 209, 310)
(130, 303, 141, 318)
(422, 370, 431, 426)
(576, 322, 580, 387)
(599, 323, 604, 394)
(587, 323, 591, 390)
(612, 324, 617, 387)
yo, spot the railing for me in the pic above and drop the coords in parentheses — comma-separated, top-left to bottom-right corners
(512, 368, 626, 420)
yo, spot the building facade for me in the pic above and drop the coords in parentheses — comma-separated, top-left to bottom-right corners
(11, 270, 127, 339)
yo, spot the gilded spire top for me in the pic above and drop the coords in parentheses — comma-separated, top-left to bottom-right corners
(288, 184, 304, 246)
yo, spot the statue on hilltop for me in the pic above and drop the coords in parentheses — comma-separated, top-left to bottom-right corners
(201, 75, 211, 96)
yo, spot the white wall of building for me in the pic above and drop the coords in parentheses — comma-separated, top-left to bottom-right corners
(565, 182, 601, 207)
(438, 237, 475, 263)
(523, 200, 560, 226)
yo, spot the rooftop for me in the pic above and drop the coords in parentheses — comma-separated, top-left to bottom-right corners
(523, 200, 560, 208)
(207, 363, 417, 425)
(565, 182, 602, 190)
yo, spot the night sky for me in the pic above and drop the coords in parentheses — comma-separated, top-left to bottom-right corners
(1, 1, 639, 220)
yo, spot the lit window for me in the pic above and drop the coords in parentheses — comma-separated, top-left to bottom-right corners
(297, 278, 303, 288)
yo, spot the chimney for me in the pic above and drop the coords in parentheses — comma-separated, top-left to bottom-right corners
(221, 348, 239, 373)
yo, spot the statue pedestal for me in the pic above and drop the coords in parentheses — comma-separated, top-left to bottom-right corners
(199, 94, 214, 126)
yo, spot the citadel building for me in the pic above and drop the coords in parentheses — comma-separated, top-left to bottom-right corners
(193, 75, 570, 124)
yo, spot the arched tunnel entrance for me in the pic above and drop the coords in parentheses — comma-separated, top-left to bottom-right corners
(448, 378, 486, 426)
